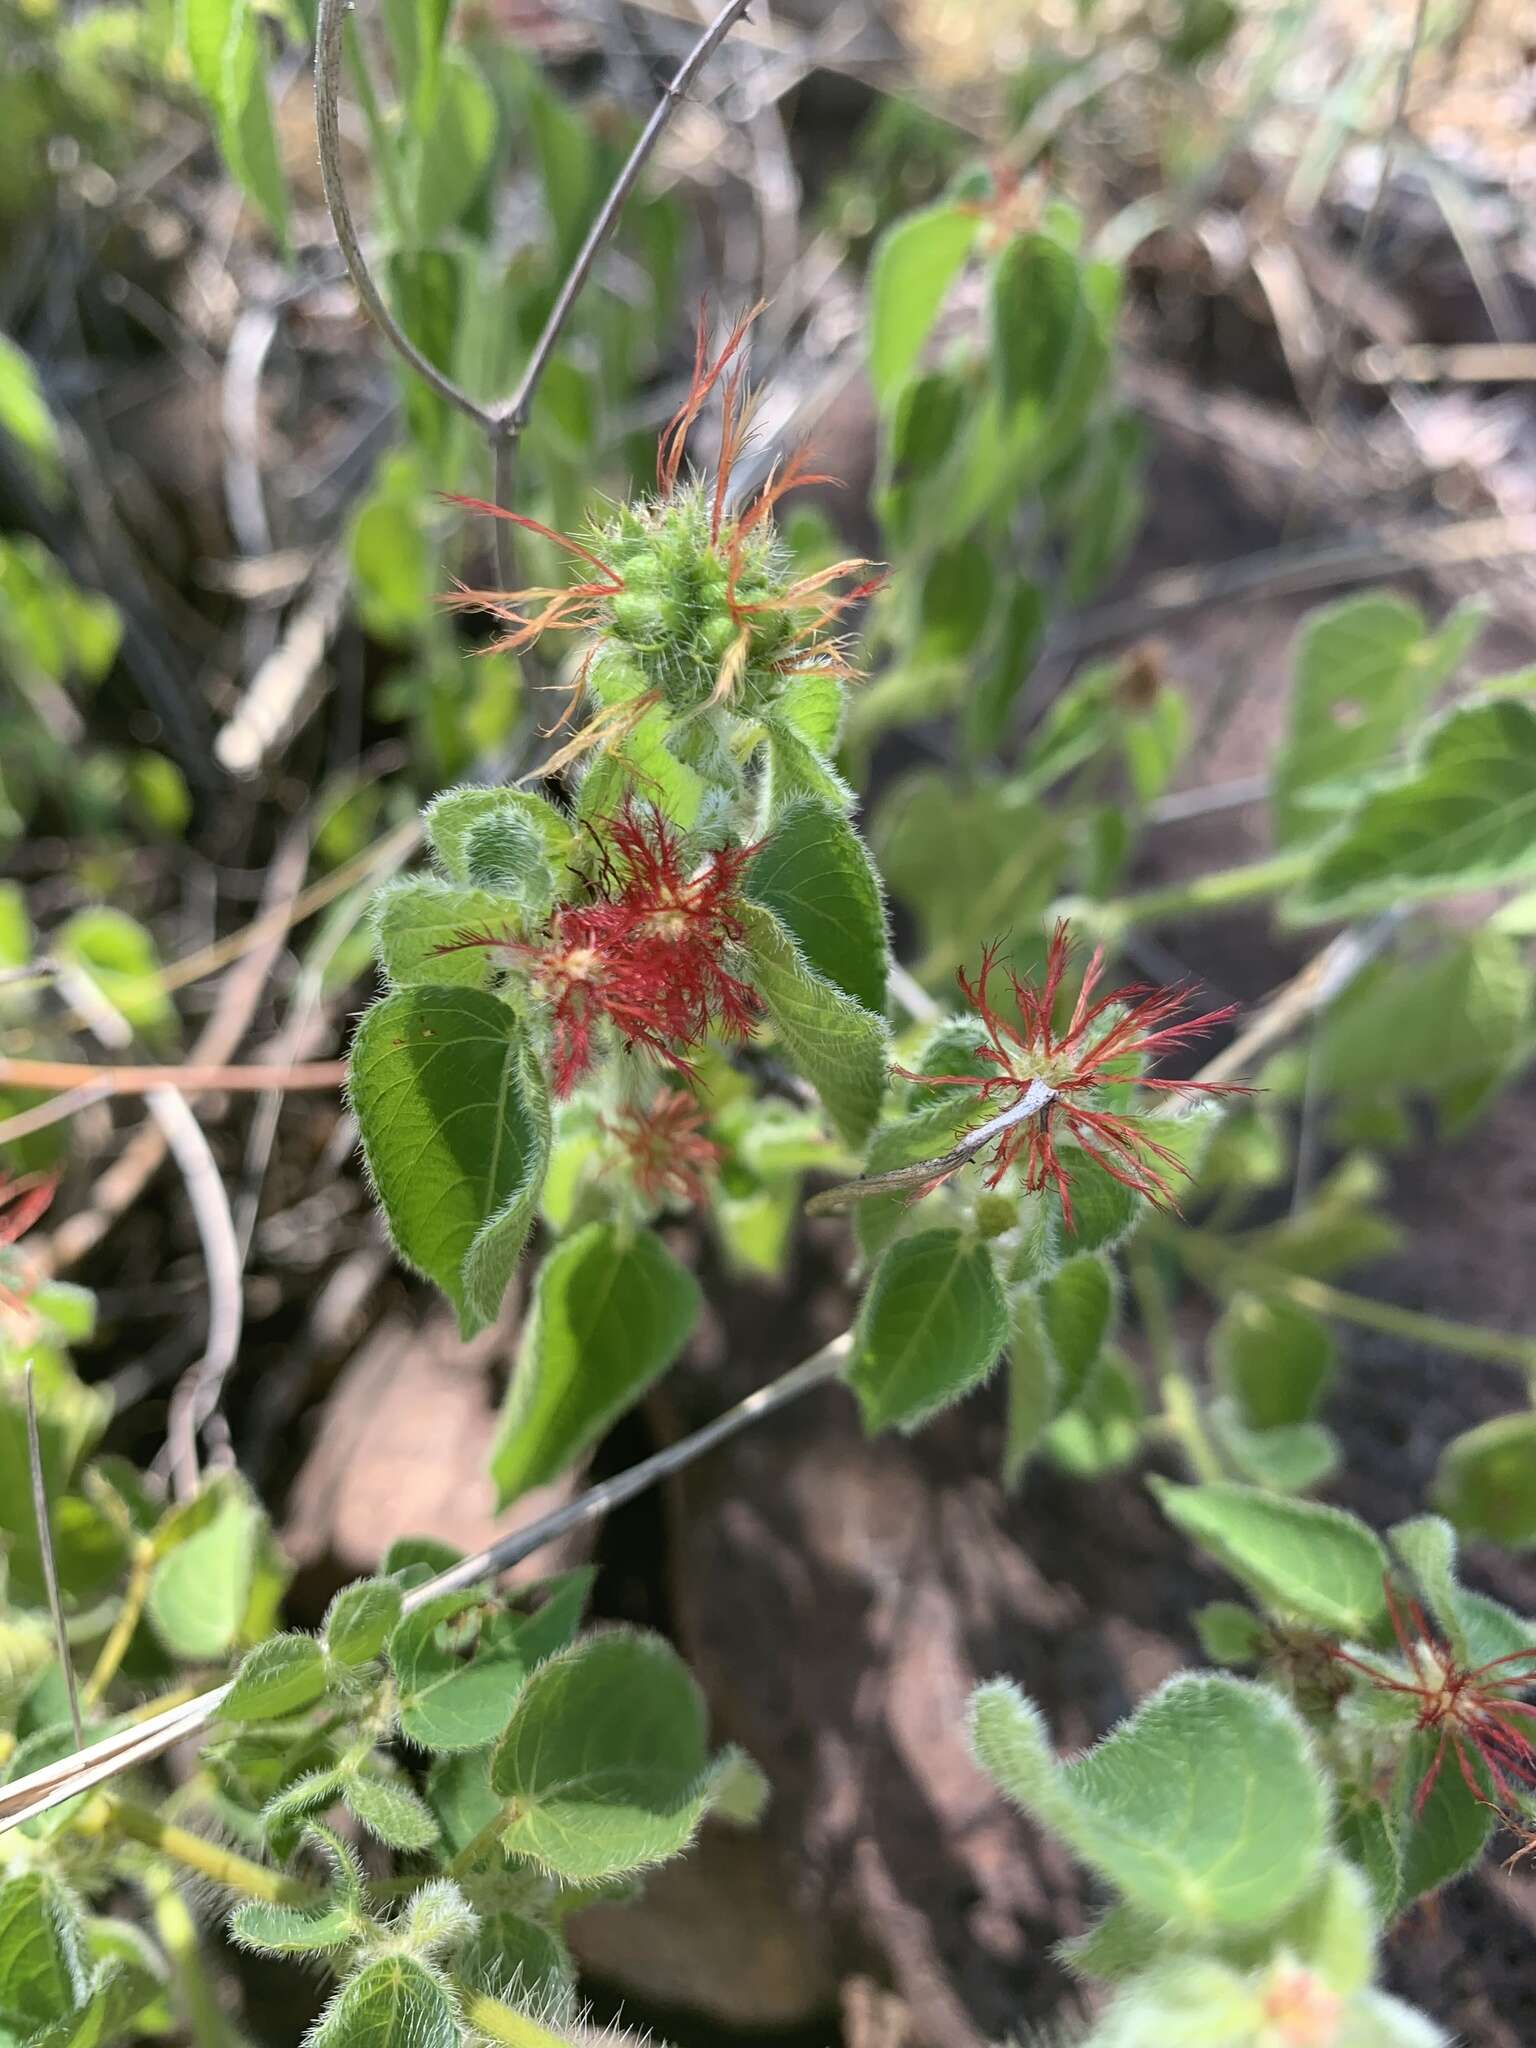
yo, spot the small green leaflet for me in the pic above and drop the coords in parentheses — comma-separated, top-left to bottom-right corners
(349, 987, 550, 1335)
(1151, 1480, 1389, 1636)
(323, 1579, 403, 1668)
(738, 901, 887, 1148)
(0, 1874, 89, 2030)
(371, 878, 519, 990)
(146, 1473, 263, 1660)
(179, 0, 288, 249)
(1288, 697, 1536, 923)
(388, 1590, 526, 1753)
(849, 1227, 1008, 1433)
(1270, 594, 1481, 848)
(746, 798, 889, 1014)
(866, 205, 978, 405)
(491, 1224, 700, 1506)
(970, 1672, 1327, 1931)
(489, 1629, 726, 1882)
(309, 1958, 459, 2048)
(221, 1634, 328, 1722)
(423, 784, 577, 883)
(1434, 1412, 1536, 1549)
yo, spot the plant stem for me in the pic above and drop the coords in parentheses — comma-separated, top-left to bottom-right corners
(1175, 1233, 1536, 1380)
(447, 1804, 517, 1879)
(1088, 849, 1314, 933)
(148, 1869, 227, 2048)
(1270, 1271, 1536, 1379)
(461, 1989, 575, 2048)
(1130, 1246, 1224, 1482)
(83, 1541, 154, 1708)
(104, 1796, 314, 1905)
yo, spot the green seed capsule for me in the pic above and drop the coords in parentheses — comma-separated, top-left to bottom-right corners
(973, 1192, 1019, 1240)
(590, 647, 648, 703)
(611, 591, 668, 644)
(699, 612, 741, 664)
(621, 551, 664, 592)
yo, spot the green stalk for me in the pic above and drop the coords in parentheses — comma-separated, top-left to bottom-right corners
(1088, 849, 1313, 934)
(1175, 1233, 1536, 1380)
(447, 1802, 518, 1879)
(104, 1796, 314, 1905)
(461, 1990, 577, 2047)
(147, 1869, 227, 2048)
(83, 1540, 155, 1708)
(1131, 1245, 1224, 1482)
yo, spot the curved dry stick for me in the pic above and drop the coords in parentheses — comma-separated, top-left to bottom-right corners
(313, 0, 756, 470)
(154, 1089, 246, 1502)
(493, 0, 757, 441)
(0, 1331, 852, 1836)
(313, 0, 493, 433)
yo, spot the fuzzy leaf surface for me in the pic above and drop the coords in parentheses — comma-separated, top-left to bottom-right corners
(969, 1673, 1326, 1931)
(349, 986, 549, 1335)
(491, 1225, 700, 1506)
(746, 799, 888, 1015)
(309, 1957, 459, 2048)
(1290, 697, 1536, 922)
(738, 902, 887, 1148)
(0, 1874, 88, 2029)
(1152, 1480, 1388, 1635)
(488, 1629, 717, 1881)
(849, 1228, 1008, 1432)
(389, 1591, 527, 1753)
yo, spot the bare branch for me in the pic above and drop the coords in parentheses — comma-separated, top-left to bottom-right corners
(492, 0, 757, 441)
(154, 1090, 246, 1501)
(313, 0, 494, 433)
(313, 0, 755, 590)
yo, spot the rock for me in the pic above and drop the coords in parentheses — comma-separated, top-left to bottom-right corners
(281, 1303, 584, 1606)
(567, 1822, 839, 2030)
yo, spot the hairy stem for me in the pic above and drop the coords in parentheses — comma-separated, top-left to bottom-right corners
(461, 1989, 577, 2048)
(104, 1796, 314, 1905)
(83, 1541, 155, 1708)
(1131, 1245, 1224, 1482)
(447, 1804, 518, 1880)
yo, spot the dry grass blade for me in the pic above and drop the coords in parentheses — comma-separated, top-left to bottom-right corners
(24, 1362, 85, 1751)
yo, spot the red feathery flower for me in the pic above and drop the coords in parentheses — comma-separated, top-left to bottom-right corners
(601, 1090, 722, 1210)
(1332, 1576, 1536, 1828)
(0, 1171, 57, 1318)
(438, 805, 760, 1097)
(897, 921, 1240, 1230)
(571, 803, 760, 1042)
